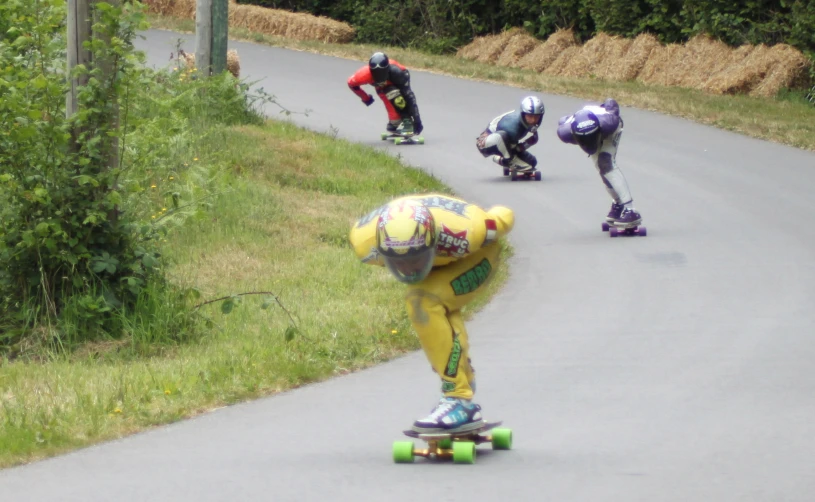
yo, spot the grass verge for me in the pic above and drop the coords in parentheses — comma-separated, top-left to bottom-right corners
(146, 14, 815, 152)
(0, 111, 511, 467)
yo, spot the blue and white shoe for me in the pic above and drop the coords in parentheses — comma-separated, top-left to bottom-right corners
(412, 397, 485, 433)
(612, 207, 642, 228)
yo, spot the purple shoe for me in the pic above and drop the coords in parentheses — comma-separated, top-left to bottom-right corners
(605, 203, 624, 222)
(612, 207, 642, 228)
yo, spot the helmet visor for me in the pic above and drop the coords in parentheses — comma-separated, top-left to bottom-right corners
(370, 66, 388, 84)
(383, 246, 435, 284)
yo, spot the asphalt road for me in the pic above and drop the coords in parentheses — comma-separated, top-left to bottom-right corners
(2, 30, 814, 502)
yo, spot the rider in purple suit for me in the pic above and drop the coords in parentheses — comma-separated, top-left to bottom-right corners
(557, 98, 642, 227)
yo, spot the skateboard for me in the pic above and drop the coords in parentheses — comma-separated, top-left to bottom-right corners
(380, 131, 424, 145)
(602, 221, 647, 237)
(392, 421, 512, 464)
(502, 167, 541, 181)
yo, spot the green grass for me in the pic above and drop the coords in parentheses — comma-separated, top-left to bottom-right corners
(0, 119, 511, 468)
(147, 14, 815, 152)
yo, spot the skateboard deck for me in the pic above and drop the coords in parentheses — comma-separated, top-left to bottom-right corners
(380, 131, 424, 145)
(602, 221, 647, 237)
(393, 421, 512, 464)
(502, 167, 541, 181)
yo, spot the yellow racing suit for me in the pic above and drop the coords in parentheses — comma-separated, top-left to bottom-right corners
(350, 193, 514, 399)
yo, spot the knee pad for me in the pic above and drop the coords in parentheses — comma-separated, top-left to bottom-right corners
(481, 131, 511, 159)
(384, 87, 408, 114)
(597, 152, 614, 175)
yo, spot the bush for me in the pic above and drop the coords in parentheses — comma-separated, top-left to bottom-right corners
(0, 1, 269, 354)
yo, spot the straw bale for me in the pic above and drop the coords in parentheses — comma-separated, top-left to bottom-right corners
(558, 32, 611, 78)
(226, 49, 241, 78)
(591, 35, 633, 81)
(456, 29, 524, 64)
(143, 0, 355, 44)
(749, 44, 812, 97)
(229, 4, 355, 43)
(703, 45, 773, 95)
(143, 0, 197, 18)
(636, 43, 685, 86)
(177, 49, 241, 78)
(456, 33, 500, 60)
(495, 30, 542, 67)
(609, 33, 660, 81)
(543, 46, 582, 76)
(516, 29, 578, 72)
(669, 34, 735, 89)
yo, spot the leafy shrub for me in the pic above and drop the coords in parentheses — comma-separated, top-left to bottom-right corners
(0, 1, 269, 354)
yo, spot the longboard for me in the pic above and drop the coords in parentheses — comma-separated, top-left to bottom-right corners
(393, 421, 512, 464)
(602, 221, 647, 237)
(380, 131, 424, 145)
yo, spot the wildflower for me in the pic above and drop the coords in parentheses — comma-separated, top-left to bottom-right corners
(114, 407, 122, 414)
(164, 389, 171, 395)
(169, 176, 174, 180)
(193, 157, 198, 161)
(391, 329, 398, 334)
(151, 184, 157, 189)
(161, 208, 167, 212)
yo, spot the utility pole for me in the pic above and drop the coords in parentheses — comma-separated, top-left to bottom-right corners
(212, 0, 228, 74)
(66, 0, 91, 119)
(195, 0, 212, 76)
(196, 0, 228, 76)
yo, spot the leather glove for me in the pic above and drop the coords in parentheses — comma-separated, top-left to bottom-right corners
(413, 119, 423, 135)
(362, 94, 375, 106)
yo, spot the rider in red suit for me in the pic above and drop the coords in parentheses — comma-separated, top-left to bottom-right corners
(348, 52, 424, 135)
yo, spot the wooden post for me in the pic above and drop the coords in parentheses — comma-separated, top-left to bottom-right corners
(211, 0, 229, 75)
(195, 0, 213, 76)
(66, 0, 92, 118)
(92, 0, 122, 171)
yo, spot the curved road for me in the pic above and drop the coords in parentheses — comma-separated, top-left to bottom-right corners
(2, 30, 815, 502)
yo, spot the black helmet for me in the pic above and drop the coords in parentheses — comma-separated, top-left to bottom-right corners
(369, 52, 390, 84)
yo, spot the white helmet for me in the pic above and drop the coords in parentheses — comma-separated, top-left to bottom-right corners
(520, 96, 544, 128)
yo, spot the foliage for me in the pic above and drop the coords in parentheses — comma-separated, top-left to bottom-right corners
(0, 1, 273, 353)
(236, 0, 815, 66)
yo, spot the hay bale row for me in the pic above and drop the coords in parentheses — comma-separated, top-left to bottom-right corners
(456, 28, 813, 96)
(143, 0, 355, 44)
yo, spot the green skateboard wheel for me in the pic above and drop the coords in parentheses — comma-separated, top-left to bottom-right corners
(491, 428, 512, 450)
(417, 137, 425, 145)
(393, 441, 415, 463)
(394, 137, 403, 145)
(381, 133, 389, 140)
(438, 438, 453, 449)
(452, 441, 476, 464)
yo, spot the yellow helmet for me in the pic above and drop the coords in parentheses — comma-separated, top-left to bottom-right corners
(376, 199, 436, 284)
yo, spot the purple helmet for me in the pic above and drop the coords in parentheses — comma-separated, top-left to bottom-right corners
(571, 109, 602, 155)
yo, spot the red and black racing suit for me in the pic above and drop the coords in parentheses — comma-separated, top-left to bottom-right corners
(348, 60, 423, 134)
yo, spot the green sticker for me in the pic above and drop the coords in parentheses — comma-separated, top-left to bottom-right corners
(450, 258, 492, 295)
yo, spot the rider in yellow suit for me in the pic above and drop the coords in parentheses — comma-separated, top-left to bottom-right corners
(350, 193, 514, 432)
